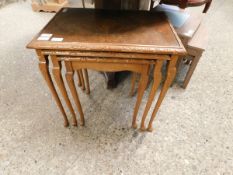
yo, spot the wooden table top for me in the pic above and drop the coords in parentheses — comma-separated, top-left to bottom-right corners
(27, 8, 186, 55)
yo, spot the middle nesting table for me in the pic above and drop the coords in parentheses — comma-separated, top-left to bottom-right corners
(27, 8, 186, 131)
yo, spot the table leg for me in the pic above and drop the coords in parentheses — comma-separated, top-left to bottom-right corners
(132, 65, 150, 129)
(51, 55, 78, 126)
(83, 69, 90, 94)
(36, 50, 69, 127)
(76, 71, 82, 87)
(79, 70, 86, 91)
(170, 56, 183, 87)
(129, 72, 137, 96)
(183, 54, 201, 89)
(140, 60, 163, 131)
(65, 61, 85, 126)
(176, 56, 183, 70)
(147, 55, 178, 132)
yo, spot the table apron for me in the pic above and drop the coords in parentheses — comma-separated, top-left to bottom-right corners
(60, 56, 157, 65)
(70, 60, 148, 74)
(42, 50, 171, 60)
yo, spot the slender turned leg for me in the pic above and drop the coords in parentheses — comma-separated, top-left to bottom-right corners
(79, 70, 85, 90)
(130, 72, 137, 96)
(183, 54, 201, 89)
(132, 65, 150, 129)
(51, 55, 78, 126)
(140, 60, 163, 131)
(76, 71, 82, 87)
(83, 69, 90, 94)
(36, 50, 69, 127)
(65, 61, 85, 126)
(147, 55, 179, 132)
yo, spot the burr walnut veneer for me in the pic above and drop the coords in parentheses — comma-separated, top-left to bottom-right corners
(27, 8, 186, 131)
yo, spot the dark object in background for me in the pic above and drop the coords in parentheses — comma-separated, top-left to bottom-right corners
(95, 0, 140, 89)
(95, 0, 121, 9)
(95, 0, 140, 10)
(103, 72, 130, 89)
(160, 0, 212, 13)
(104, 72, 118, 89)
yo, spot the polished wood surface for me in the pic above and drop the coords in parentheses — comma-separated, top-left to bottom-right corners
(183, 23, 208, 88)
(28, 8, 185, 130)
(131, 10, 205, 90)
(187, 23, 208, 51)
(62, 57, 151, 128)
(27, 8, 185, 55)
(176, 12, 205, 45)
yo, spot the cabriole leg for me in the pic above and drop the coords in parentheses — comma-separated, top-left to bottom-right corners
(140, 60, 163, 131)
(36, 50, 69, 127)
(51, 55, 78, 126)
(83, 69, 90, 94)
(65, 61, 85, 126)
(132, 65, 150, 129)
(147, 56, 178, 132)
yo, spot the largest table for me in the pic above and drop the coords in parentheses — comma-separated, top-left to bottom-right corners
(27, 8, 186, 131)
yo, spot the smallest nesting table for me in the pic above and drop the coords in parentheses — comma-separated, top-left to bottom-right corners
(27, 8, 186, 131)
